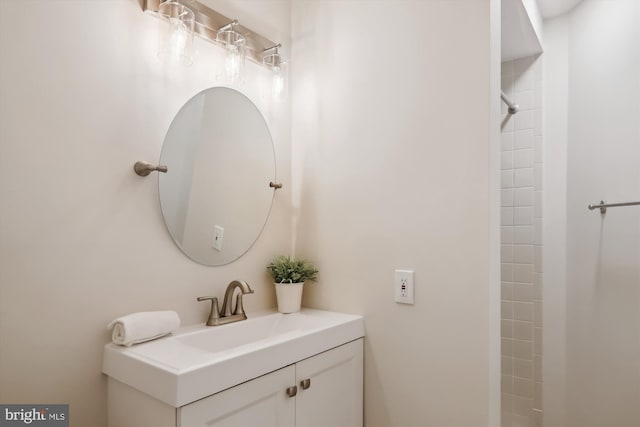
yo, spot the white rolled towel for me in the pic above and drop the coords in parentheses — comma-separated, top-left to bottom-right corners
(107, 311, 180, 346)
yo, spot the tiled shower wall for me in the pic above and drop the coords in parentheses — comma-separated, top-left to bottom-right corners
(500, 56, 543, 427)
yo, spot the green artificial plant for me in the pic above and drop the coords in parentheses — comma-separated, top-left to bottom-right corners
(267, 256, 319, 284)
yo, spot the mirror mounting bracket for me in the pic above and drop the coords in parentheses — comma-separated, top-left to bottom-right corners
(134, 161, 168, 177)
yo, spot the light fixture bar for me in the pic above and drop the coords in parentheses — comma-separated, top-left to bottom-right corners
(143, 0, 279, 66)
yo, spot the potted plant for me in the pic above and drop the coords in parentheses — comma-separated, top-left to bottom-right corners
(267, 255, 319, 313)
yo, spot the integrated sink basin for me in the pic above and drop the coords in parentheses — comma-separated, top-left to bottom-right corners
(102, 308, 364, 407)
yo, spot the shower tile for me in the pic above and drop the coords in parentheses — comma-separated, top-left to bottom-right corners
(502, 60, 514, 76)
(514, 226, 533, 244)
(534, 382, 543, 410)
(502, 282, 514, 301)
(534, 109, 543, 135)
(515, 68, 534, 92)
(534, 409, 543, 427)
(502, 357, 514, 376)
(501, 207, 514, 226)
(534, 327, 543, 355)
(502, 189, 514, 207)
(513, 264, 533, 283)
(502, 411, 514, 427)
(514, 358, 533, 379)
(515, 129, 534, 149)
(514, 188, 533, 207)
(534, 219, 543, 244)
(514, 206, 533, 225)
(501, 263, 514, 282)
(514, 149, 534, 168)
(534, 191, 543, 218)
(534, 135, 543, 162)
(535, 82, 543, 108)
(501, 56, 543, 427)
(513, 340, 533, 360)
(534, 355, 542, 382)
(514, 168, 534, 188)
(501, 226, 514, 244)
(534, 164, 543, 190)
(501, 151, 514, 169)
(514, 321, 533, 341)
(512, 413, 534, 427)
(502, 320, 514, 339)
(533, 56, 543, 81)
(502, 374, 514, 393)
(502, 338, 514, 357)
(502, 74, 514, 90)
(502, 392, 514, 414)
(514, 302, 533, 321)
(513, 395, 534, 415)
(533, 273, 543, 299)
(502, 170, 514, 189)
(534, 301, 543, 327)
(501, 245, 514, 263)
(502, 299, 514, 318)
(502, 132, 515, 151)
(513, 56, 534, 76)
(514, 245, 533, 263)
(514, 377, 533, 398)
(534, 245, 543, 273)
(515, 110, 534, 130)
(513, 284, 534, 302)
(515, 91, 534, 111)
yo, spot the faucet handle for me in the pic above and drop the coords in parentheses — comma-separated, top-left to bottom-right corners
(197, 296, 221, 325)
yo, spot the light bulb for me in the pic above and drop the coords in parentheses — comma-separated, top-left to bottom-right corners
(168, 18, 187, 61)
(271, 70, 284, 99)
(225, 48, 242, 83)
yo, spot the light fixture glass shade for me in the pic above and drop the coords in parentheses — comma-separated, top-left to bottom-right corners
(157, 1, 195, 66)
(216, 28, 246, 84)
(263, 50, 287, 100)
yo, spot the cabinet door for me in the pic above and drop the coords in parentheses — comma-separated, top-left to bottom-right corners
(178, 365, 295, 427)
(295, 338, 363, 427)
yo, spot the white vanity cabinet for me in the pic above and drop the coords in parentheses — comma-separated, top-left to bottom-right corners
(108, 339, 363, 427)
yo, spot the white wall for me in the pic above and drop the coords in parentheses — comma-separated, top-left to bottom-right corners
(290, 1, 500, 425)
(0, 1, 291, 425)
(544, 1, 640, 426)
(541, 13, 568, 427)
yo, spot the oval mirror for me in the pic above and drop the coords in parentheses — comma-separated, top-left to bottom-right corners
(158, 87, 276, 266)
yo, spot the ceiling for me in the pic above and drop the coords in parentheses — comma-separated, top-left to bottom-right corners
(536, 0, 584, 18)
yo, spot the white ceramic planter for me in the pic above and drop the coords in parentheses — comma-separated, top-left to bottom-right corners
(274, 282, 304, 313)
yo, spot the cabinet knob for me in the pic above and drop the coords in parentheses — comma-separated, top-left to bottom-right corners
(300, 378, 311, 390)
(286, 386, 298, 397)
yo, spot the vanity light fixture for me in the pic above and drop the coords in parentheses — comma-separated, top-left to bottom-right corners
(262, 44, 287, 100)
(144, 1, 285, 81)
(216, 20, 246, 84)
(156, 1, 195, 66)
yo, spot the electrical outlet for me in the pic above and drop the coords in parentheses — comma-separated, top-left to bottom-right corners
(394, 270, 414, 304)
(212, 225, 224, 251)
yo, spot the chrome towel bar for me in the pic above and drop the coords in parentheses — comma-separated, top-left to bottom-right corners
(588, 200, 640, 214)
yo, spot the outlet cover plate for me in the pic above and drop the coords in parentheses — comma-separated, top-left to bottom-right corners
(394, 269, 414, 304)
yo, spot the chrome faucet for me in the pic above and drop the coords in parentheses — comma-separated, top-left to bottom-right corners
(197, 280, 254, 326)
